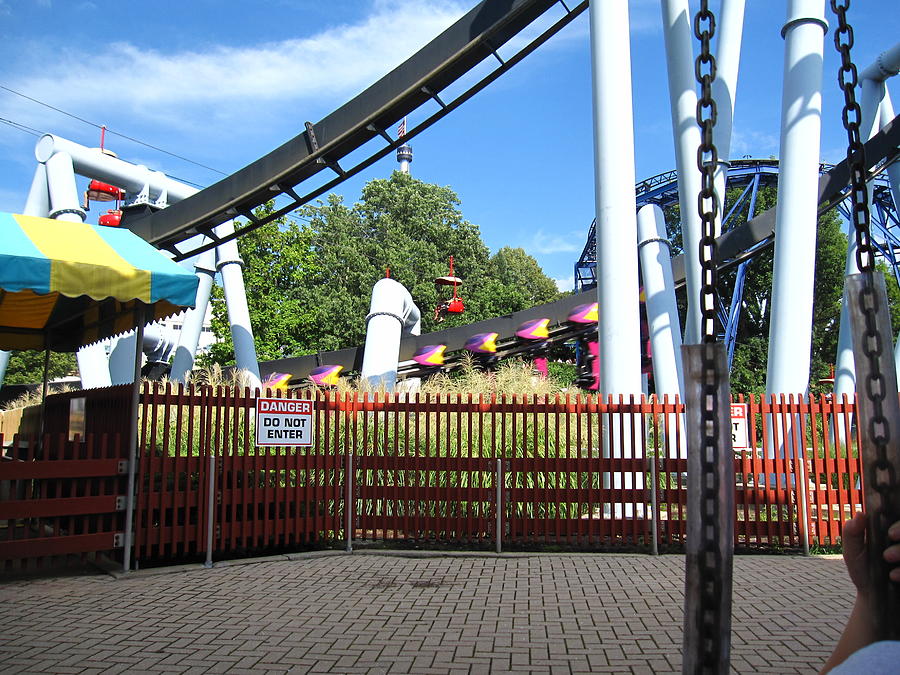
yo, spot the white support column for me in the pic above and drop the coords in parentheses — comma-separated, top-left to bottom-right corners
(36, 134, 195, 203)
(23, 164, 51, 217)
(43, 145, 112, 388)
(765, 0, 827, 398)
(588, 0, 642, 397)
(879, 92, 900, 225)
(711, 0, 746, 237)
(361, 278, 421, 390)
(661, 0, 704, 346)
(216, 222, 261, 392)
(589, 1, 642, 511)
(835, 42, 900, 397)
(637, 205, 685, 400)
(638, 205, 687, 460)
(834, 233, 860, 400)
(170, 246, 216, 383)
(3, 164, 54, 388)
(44, 152, 86, 223)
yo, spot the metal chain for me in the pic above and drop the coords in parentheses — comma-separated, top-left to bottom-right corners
(831, 0, 873, 273)
(832, 0, 898, 610)
(695, 1, 719, 345)
(693, 1, 724, 671)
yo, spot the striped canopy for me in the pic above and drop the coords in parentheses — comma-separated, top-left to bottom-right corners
(0, 212, 199, 352)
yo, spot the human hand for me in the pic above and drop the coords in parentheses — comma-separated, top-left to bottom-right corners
(884, 519, 900, 584)
(841, 512, 900, 593)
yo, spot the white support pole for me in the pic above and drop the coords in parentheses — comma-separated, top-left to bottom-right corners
(170, 246, 216, 383)
(108, 326, 177, 385)
(122, 306, 146, 574)
(638, 205, 687, 462)
(879, 92, 900, 227)
(23, 163, 51, 217)
(3, 165, 54, 389)
(835, 43, 900, 398)
(44, 152, 86, 223)
(637, 204, 686, 402)
(361, 278, 421, 390)
(215, 222, 262, 392)
(711, 0, 746, 237)
(661, 0, 704, 346)
(765, 0, 827, 398)
(43, 146, 113, 389)
(834, 232, 860, 401)
(588, 0, 642, 397)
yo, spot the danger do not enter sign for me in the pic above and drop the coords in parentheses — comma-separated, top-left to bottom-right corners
(255, 397, 314, 447)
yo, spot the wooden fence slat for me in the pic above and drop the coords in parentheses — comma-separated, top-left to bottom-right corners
(0, 459, 123, 480)
(0, 495, 121, 519)
(12, 388, 878, 567)
(0, 533, 120, 560)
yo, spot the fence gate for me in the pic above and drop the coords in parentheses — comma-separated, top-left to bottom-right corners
(1, 433, 127, 572)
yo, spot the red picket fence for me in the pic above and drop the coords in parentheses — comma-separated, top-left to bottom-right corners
(1, 384, 866, 571)
(0, 432, 128, 573)
(134, 385, 344, 564)
(130, 385, 864, 566)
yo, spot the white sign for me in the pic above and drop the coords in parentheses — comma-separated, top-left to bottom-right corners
(730, 403, 749, 450)
(256, 397, 314, 447)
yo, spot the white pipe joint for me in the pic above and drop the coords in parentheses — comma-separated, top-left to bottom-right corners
(361, 278, 421, 390)
(861, 42, 900, 83)
(45, 152, 86, 222)
(779, 14, 827, 39)
(35, 134, 196, 203)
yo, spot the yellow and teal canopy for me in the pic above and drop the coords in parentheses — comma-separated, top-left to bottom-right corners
(0, 213, 199, 352)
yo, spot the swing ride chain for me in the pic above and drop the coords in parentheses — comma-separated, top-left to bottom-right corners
(832, 0, 899, 621)
(691, 1, 725, 671)
(832, 0, 873, 274)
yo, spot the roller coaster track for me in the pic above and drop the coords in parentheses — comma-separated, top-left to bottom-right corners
(124, 0, 589, 260)
(112, 0, 900, 381)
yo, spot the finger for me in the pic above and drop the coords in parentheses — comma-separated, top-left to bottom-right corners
(843, 512, 868, 562)
(885, 543, 900, 562)
(889, 520, 900, 543)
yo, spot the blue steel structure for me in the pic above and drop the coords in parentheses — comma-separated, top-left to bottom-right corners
(574, 159, 899, 366)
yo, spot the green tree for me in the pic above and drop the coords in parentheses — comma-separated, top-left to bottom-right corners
(662, 184, 894, 394)
(205, 203, 318, 365)
(206, 172, 560, 365)
(2, 350, 77, 385)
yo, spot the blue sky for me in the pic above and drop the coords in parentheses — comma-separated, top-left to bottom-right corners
(0, 1, 896, 291)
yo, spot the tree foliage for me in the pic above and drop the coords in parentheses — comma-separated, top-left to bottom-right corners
(668, 183, 900, 394)
(2, 350, 77, 386)
(206, 172, 560, 364)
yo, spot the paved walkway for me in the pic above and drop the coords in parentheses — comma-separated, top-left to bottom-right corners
(0, 551, 850, 674)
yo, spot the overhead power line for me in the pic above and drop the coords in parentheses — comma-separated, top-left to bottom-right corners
(0, 116, 44, 137)
(0, 84, 228, 176)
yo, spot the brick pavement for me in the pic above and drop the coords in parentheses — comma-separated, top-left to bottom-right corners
(0, 552, 851, 674)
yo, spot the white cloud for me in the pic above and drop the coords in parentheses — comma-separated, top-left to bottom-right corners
(729, 128, 780, 159)
(554, 274, 575, 292)
(528, 229, 583, 255)
(3, 1, 468, 133)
